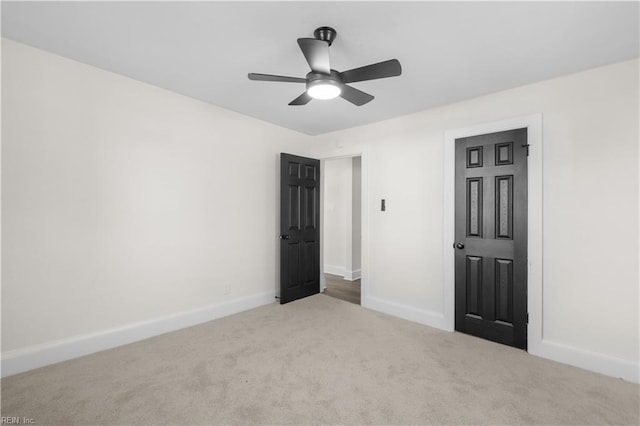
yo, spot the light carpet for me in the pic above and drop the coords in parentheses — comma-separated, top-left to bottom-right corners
(1, 294, 638, 425)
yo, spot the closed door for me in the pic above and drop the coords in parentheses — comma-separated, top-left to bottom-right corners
(279, 153, 320, 304)
(454, 129, 528, 349)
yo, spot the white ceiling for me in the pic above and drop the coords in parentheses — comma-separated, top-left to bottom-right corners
(2, 1, 638, 135)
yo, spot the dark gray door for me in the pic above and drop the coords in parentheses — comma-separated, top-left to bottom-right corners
(279, 153, 320, 304)
(454, 129, 528, 349)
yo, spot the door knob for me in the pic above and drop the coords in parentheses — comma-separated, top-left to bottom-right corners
(453, 242, 465, 250)
(279, 234, 290, 240)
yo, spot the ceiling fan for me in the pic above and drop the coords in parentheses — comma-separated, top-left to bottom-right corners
(248, 26, 402, 106)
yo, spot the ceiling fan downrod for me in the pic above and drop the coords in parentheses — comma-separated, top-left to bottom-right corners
(313, 26, 337, 46)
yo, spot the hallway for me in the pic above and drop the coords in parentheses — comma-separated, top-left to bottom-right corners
(323, 273, 361, 305)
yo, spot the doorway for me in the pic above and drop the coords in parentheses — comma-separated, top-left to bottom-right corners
(322, 156, 362, 305)
(443, 113, 543, 354)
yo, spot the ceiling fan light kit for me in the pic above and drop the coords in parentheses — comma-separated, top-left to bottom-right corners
(248, 26, 402, 106)
(307, 79, 341, 100)
(306, 71, 342, 99)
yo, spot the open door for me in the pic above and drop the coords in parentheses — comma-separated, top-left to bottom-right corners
(279, 153, 320, 304)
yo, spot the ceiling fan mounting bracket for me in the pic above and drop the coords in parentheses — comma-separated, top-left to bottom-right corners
(314, 26, 337, 46)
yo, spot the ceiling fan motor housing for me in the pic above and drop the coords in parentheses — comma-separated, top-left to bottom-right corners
(306, 70, 343, 99)
(314, 26, 337, 46)
(306, 70, 342, 85)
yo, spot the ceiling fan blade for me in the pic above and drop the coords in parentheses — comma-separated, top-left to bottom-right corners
(289, 92, 313, 106)
(297, 38, 331, 74)
(340, 85, 374, 106)
(248, 73, 306, 83)
(340, 59, 402, 84)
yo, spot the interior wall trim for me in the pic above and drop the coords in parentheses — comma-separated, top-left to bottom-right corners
(323, 264, 346, 277)
(1, 291, 276, 378)
(443, 113, 543, 341)
(365, 296, 448, 331)
(537, 339, 639, 383)
(323, 265, 361, 281)
(344, 269, 361, 281)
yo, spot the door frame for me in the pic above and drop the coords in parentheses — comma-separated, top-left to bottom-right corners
(443, 114, 542, 353)
(319, 153, 367, 304)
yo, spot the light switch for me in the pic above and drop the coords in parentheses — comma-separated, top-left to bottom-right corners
(381, 199, 386, 211)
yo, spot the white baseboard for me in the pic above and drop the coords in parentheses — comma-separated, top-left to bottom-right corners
(6, 291, 635, 385)
(324, 265, 361, 281)
(364, 296, 448, 331)
(1, 291, 276, 378)
(364, 296, 639, 383)
(323, 264, 345, 276)
(343, 269, 361, 281)
(530, 339, 639, 383)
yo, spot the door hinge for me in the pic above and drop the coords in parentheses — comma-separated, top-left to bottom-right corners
(521, 144, 530, 156)
(526, 313, 529, 324)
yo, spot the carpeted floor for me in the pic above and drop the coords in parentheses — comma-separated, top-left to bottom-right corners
(1, 294, 638, 425)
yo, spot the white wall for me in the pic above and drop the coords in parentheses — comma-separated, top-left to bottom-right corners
(309, 59, 639, 381)
(1, 40, 312, 368)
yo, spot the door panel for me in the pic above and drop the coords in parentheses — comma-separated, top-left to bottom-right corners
(467, 177, 483, 237)
(280, 153, 320, 304)
(303, 186, 316, 229)
(287, 185, 300, 230)
(495, 176, 513, 239)
(495, 258, 514, 323)
(466, 255, 483, 316)
(455, 129, 528, 349)
(286, 243, 300, 289)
